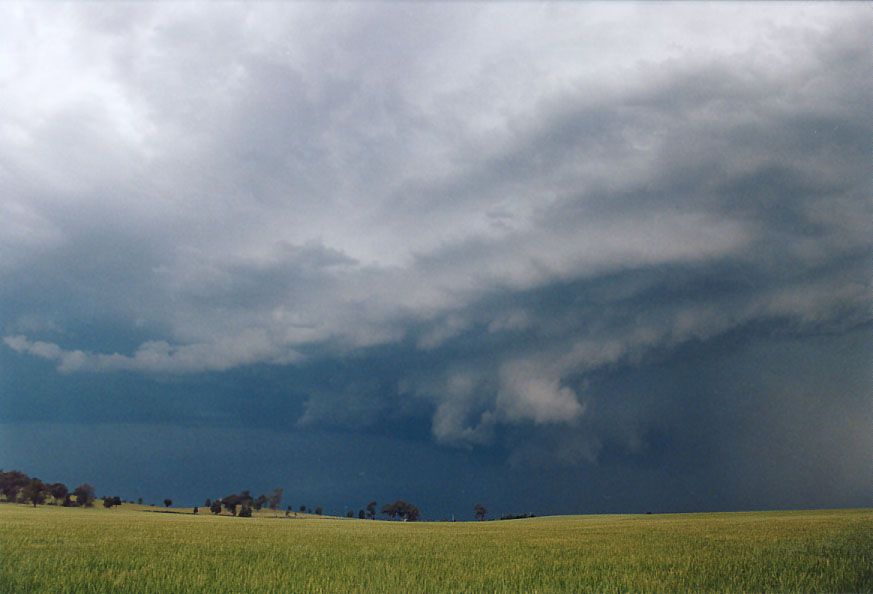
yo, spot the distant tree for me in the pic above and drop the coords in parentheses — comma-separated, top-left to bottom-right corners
(0, 470, 31, 502)
(299, 505, 306, 513)
(358, 509, 365, 520)
(366, 500, 377, 520)
(102, 497, 115, 509)
(346, 510, 354, 518)
(48, 482, 68, 504)
(474, 503, 487, 521)
(210, 499, 222, 515)
(62, 494, 74, 507)
(405, 503, 420, 522)
(193, 506, 199, 515)
(163, 499, 172, 508)
(268, 488, 283, 512)
(137, 497, 143, 505)
(238, 502, 252, 518)
(21, 479, 47, 507)
(73, 483, 96, 507)
(112, 496, 122, 506)
(315, 506, 323, 516)
(254, 494, 267, 511)
(204, 498, 212, 508)
(381, 500, 420, 522)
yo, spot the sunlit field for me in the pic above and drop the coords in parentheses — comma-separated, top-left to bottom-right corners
(1, 504, 870, 593)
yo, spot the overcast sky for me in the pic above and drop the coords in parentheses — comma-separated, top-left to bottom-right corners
(1, 2, 870, 517)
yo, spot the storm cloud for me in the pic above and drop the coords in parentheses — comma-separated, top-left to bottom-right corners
(1, 3, 870, 514)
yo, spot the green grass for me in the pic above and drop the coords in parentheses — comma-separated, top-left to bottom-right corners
(1, 504, 870, 593)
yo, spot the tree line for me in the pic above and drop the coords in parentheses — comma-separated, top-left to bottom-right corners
(0, 469, 113, 508)
(2, 469, 536, 522)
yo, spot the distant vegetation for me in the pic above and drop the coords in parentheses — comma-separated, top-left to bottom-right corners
(0, 469, 434, 522)
(0, 470, 112, 509)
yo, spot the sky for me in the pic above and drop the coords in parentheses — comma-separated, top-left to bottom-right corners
(1, 2, 871, 519)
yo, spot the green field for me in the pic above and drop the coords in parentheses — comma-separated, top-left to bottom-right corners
(1, 504, 871, 593)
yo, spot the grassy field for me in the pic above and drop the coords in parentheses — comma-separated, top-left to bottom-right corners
(1, 504, 870, 593)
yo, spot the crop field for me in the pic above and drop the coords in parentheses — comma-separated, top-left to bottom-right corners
(1, 505, 871, 593)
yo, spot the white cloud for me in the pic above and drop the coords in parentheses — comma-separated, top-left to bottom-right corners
(1, 3, 870, 438)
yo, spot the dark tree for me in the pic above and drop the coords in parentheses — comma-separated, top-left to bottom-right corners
(346, 510, 354, 518)
(381, 500, 421, 522)
(268, 488, 283, 512)
(238, 502, 252, 518)
(210, 499, 222, 515)
(253, 496, 263, 511)
(314, 506, 323, 516)
(474, 503, 487, 521)
(193, 506, 199, 515)
(163, 499, 172, 508)
(112, 496, 122, 506)
(102, 497, 115, 509)
(358, 509, 365, 520)
(21, 479, 47, 507)
(366, 500, 377, 520)
(62, 494, 74, 507)
(48, 482, 68, 504)
(299, 505, 306, 513)
(204, 498, 212, 508)
(405, 503, 421, 522)
(137, 497, 143, 505)
(73, 483, 96, 507)
(0, 470, 31, 502)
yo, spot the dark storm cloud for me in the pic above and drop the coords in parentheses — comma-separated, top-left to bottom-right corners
(1, 2, 870, 509)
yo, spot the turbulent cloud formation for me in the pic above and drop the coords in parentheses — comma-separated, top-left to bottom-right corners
(1, 2, 870, 460)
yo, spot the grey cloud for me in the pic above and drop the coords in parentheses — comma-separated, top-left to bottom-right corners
(1, 4, 870, 440)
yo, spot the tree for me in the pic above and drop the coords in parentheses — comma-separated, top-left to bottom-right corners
(103, 497, 115, 509)
(204, 498, 212, 508)
(0, 470, 31, 502)
(137, 497, 143, 505)
(346, 510, 355, 518)
(21, 479, 47, 507)
(268, 488, 283, 512)
(73, 483, 96, 507)
(381, 500, 420, 522)
(163, 499, 172, 508)
(474, 503, 487, 521)
(112, 496, 122, 506)
(299, 505, 306, 513)
(210, 499, 222, 514)
(222, 492, 252, 515)
(254, 494, 267, 511)
(405, 503, 420, 522)
(314, 506, 323, 516)
(366, 500, 377, 520)
(238, 502, 252, 518)
(358, 509, 365, 520)
(48, 482, 68, 504)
